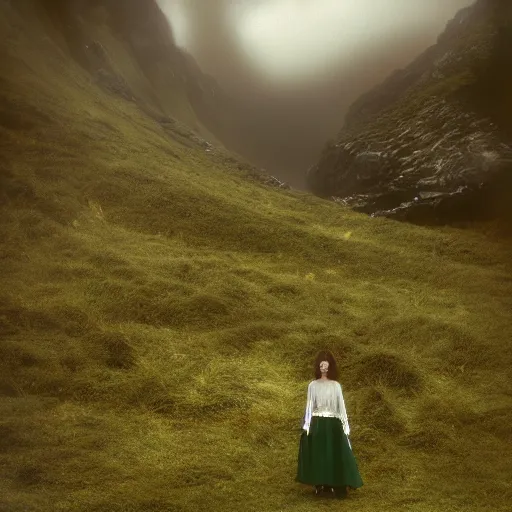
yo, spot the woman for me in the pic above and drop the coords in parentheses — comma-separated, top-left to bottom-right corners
(296, 350, 363, 498)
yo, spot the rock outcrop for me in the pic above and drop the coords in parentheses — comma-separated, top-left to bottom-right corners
(308, 0, 512, 224)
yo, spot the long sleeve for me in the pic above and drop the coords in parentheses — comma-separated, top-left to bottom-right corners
(337, 384, 350, 436)
(302, 382, 314, 435)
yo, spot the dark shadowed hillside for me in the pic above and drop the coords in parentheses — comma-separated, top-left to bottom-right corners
(308, 0, 512, 226)
(1, 0, 234, 145)
(1, 1, 511, 511)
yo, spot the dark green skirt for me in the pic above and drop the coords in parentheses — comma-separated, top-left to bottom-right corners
(296, 416, 363, 488)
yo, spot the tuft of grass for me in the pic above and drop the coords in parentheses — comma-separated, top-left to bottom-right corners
(219, 323, 285, 351)
(355, 352, 424, 392)
(90, 330, 136, 370)
(359, 386, 406, 435)
(0, 3, 511, 511)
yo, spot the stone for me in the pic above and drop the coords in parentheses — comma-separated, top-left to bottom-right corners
(307, 0, 512, 225)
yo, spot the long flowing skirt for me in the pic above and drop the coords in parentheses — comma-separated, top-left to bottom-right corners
(296, 416, 363, 488)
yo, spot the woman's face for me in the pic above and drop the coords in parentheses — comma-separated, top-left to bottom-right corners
(319, 360, 329, 374)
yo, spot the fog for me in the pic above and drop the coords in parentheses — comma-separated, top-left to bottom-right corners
(157, 0, 475, 187)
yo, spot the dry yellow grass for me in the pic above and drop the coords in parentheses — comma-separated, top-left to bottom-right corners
(1, 3, 512, 511)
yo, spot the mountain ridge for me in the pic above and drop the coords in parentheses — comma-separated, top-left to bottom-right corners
(8, 0, 234, 146)
(308, 0, 512, 227)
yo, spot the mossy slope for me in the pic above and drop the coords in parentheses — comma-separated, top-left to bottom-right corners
(1, 2, 512, 511)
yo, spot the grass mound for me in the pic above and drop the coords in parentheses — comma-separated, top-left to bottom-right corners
(355, 352, 423, 392)
(0, 4, 511, 511)
(220, 323, 285, 351)
(91, 330, 136, 370)
(359, 387, 406, 435)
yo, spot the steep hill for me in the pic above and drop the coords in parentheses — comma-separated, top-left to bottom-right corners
(308, 0, 512, 226)
(1, 2, 512, 512)
(1, 0, 234, 146)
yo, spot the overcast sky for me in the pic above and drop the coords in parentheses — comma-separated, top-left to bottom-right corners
(155, 0, 475, 187)
(157, 0, 474, 88)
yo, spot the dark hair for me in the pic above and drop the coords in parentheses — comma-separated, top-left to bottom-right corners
(314, 350, 338, 380)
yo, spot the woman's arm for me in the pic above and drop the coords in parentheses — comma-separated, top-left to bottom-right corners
(337, 383, 350, 436)
(302, 382, 314, 435)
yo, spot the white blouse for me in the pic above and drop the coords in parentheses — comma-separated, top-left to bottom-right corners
(302, 379, 350, 436)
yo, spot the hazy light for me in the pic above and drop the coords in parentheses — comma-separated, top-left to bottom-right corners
(233, 0, 471, 81)
(159, 0, 474, 85)
(157, 0, 191, 47)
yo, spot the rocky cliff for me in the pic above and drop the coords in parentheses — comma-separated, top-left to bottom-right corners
(307, 0, 512, 225)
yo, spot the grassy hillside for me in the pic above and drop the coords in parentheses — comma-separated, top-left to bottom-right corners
(8, 0, 228, 144)
(1, 3, 512, 512)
